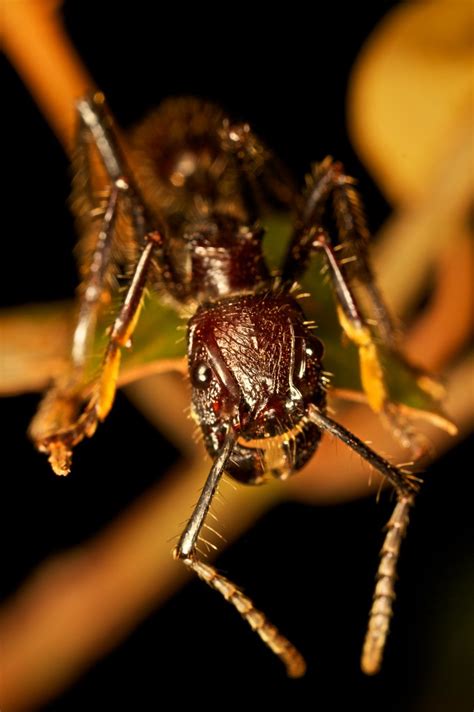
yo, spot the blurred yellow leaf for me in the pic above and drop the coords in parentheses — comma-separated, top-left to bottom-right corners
(349, 0, 474, 203)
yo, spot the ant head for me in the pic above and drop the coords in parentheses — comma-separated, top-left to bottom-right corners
(187, 293, 326, 483)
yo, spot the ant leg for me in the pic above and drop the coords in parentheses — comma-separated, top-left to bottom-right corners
(329, 168, 398, 347)
(312, 227, 391, 412)
(74, 92, 151, 244)
(362, 497, 412, 674)
(70, 92, 145, 370)
(72, 93, 184, 352)
(282, 156, 342, 281)
(30, 231, 164, 475)
(284, 158, 441, 455)
(284, 156, 400, 343)
(30, 94, 176, 474)
(330, 176, 444, 403)
(29, 177, 121, 472)
(315, 228, 431, 456)
(307, 404, 418, 674)
(283, 156, 381, 297)
(173, 429, 306, 678)
(307, 405, 419, 495)
(71, 183, 120, 370)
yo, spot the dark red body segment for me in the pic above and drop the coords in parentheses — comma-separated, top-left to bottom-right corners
(188, 293, 326, 484)
(187, 218, 269, 301)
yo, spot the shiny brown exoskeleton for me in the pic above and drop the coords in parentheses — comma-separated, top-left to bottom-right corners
(189, 292, 326, 484)
(30, 92, 428, 678)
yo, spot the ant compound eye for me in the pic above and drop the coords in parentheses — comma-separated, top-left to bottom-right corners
(305, 336, 324, 361)
(191, 361, 213, 389)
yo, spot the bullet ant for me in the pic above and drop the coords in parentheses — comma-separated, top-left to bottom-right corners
(30, 92, 436, 676)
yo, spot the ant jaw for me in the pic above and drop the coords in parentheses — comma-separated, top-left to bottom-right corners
(235, 404, 252, 432)
(236, 393, 307, 441)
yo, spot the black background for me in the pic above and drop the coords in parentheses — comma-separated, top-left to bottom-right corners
(2, 2, 472, 711)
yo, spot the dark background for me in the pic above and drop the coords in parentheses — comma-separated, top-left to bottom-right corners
(2, 3, 472, 711)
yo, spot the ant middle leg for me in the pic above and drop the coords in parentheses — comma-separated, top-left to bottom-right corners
(29, 94, 172, 474)
(284, 158, 435, 457)
(30, 230, 165, 474)
(29, 179, 121, 474)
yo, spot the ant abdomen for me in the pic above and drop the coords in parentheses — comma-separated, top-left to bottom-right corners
(130, 97, 254, 229)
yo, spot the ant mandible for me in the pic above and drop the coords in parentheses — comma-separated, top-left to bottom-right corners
(30, 92, 430, 677)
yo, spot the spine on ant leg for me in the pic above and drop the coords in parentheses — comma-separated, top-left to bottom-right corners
(361, 496, 413, 675)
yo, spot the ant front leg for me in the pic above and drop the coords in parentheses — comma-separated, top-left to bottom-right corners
(307, 404, 419, 675)
(173, 428, 306, 678)
(30, 231, 164, 474)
